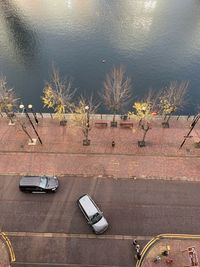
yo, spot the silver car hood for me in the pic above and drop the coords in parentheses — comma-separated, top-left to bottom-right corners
(92, 217, 108, 234)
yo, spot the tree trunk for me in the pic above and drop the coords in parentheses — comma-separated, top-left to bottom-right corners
(113, 112, 116, 122)
(83, 127, 90, 146)
(142, 127, 149, 142)
(111, 111, 117, 127)
(166, 114, 171, 123)
(138, 124, 150, 147)
(162, 115, 170, 128)
(5, 110, 15, 124)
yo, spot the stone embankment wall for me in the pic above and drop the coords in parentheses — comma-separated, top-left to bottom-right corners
(0, 112, 195, 122)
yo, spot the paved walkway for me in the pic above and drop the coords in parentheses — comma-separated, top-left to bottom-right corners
(137, 234, 200, 267)
(0, 114, 199, 181)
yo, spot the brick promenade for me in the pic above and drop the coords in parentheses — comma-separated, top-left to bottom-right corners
(0, 114, 199, 180)
(1, 113, 200, 266)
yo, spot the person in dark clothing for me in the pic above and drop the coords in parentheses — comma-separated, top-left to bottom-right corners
(162, 250, 169, 256)
(134, 253, 141, 261)
(133, 239, 138, 246)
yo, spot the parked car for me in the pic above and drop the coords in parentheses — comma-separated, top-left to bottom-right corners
(77, 194, 109, 234)
(19, 175, 59, 193)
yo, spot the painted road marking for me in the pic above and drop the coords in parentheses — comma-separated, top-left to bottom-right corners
(13, 262, 130, 267)
(9, 232, 200, 240)
(5, 231, 152, 241)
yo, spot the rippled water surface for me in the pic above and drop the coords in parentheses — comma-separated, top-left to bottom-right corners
(0, 0, 200, 113)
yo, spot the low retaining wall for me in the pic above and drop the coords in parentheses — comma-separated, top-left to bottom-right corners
(0, 112, 197, 121)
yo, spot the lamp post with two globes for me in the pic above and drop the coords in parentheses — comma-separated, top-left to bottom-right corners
(83, 105, 90, 146)
(28, 104, 38, 124)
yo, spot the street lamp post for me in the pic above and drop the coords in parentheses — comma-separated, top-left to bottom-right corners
(138, 105, 151, 147)
(179, 114, 200, 149)
(85, 105, 89, 127)
(19, 104, 43, 145)
(83, 105, 90, 146)
(28, 104, 38, 124)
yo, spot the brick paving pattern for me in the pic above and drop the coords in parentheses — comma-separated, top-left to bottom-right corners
(0, 114, 199, 180)
(140, 236, 200, 267)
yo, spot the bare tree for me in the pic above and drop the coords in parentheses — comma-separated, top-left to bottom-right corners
(102, 65, 132, 126)
(70, 97, 99, 146)
(0, 76, 39, 142)
(0, 75, 19, 123)
(159, 81, 189, 127)
(42, 66, 76, 125)
(129, 91, 158, 147)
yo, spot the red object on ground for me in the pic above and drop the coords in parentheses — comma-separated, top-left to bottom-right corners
(166, 258, 173, 264)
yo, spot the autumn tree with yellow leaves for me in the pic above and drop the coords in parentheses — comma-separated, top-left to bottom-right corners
(129, 92, 158, 147)
(42, 67, 76, 125)
(70, 97, 98, 145)
(159, 81, 189, 128)
(0, 75, 19, 123)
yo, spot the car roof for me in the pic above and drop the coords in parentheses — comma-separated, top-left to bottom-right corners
(79, 194, 99, 218)
(20, 176, 42, 186)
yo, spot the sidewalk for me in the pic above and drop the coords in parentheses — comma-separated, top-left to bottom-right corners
(138, 234, 200, 267)
(1, 114, 200, 265)
(0, 114, 199, 180)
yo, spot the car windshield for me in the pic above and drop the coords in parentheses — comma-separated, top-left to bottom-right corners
(91, 213, 102, 224)
(39, 176, 48, 188)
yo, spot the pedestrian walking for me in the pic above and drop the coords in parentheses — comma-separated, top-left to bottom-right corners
(162, 250, 169, 256)
(135, 244, 140, 253)
(153, 255, 161, 263)
(132, 239, 140, 252)
(134, 252, 141, 261)
(132, 239, 138, 246)
(112, 140, 115, 147)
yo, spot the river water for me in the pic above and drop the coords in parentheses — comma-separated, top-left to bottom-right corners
(0, 0, 200, 114)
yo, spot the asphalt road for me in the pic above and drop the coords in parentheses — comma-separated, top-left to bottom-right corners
(0, 175, 199, 266)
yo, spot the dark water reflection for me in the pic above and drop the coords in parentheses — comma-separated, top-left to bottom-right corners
(0, 0, 38, 64)
(0, 0, 200, 114)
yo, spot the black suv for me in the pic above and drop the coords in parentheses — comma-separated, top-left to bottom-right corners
(19, 176, 59, 193)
